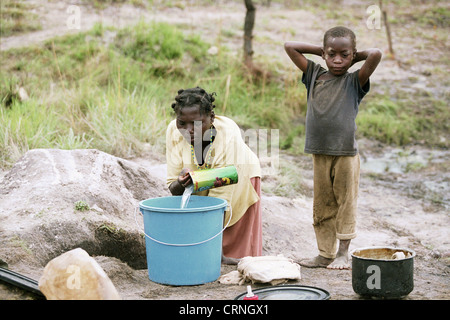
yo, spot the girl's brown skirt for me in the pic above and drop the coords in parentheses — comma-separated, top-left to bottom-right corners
(222, 177, 262, 259)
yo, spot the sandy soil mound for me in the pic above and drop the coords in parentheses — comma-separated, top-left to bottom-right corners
(0, 149, 169, 271)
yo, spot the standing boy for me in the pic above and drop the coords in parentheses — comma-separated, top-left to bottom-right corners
(284, 26, 382, 269)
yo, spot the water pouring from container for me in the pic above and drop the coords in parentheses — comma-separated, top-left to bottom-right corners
(180, 184, 194, 209)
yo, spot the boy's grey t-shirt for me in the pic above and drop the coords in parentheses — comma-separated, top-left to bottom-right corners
(302, 59, 370, 156)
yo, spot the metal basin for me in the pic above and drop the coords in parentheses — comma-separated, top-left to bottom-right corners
(351, 246, 415, 299)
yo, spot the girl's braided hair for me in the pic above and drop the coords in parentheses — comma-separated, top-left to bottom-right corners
(171, 87, 216, 115)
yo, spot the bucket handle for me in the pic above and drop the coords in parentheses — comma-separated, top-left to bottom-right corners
(134, 205, 232, 247)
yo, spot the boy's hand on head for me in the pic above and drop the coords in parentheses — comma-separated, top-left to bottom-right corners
(284, 42, 323, 73)
(356, 48, 382, 87)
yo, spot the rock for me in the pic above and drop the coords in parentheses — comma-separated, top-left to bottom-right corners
(17, 86, 29, 101)
(38, 248, 121, 300)
(0, 148, 169, 218)
(207, 46, 218, 55)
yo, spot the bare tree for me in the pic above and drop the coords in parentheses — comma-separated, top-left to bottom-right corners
(243, 0, 256, 69)
(379, 0, 395, 58)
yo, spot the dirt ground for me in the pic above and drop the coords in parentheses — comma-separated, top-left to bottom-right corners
(129, 144, 449, 301)
(130, 143, 450, 300)
(0, 0, 448, 301)
(0, 143, 448, 300)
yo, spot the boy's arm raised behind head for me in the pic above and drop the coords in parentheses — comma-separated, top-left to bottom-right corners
(284, 42, 323, 73)
(355, 48, 382, 87)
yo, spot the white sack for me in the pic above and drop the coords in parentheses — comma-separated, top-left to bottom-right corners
(219, 255, 301, 285)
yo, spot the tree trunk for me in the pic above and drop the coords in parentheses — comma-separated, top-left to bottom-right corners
(379, 0, 395, 58)
(243, 0, 256, 68)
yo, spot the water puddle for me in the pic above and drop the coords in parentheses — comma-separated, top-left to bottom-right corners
(361, 147, 448, 174)
(361, 147, 449, 209)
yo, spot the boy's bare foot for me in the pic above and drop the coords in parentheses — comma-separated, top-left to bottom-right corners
(298, 255, 333, 268)
(327, 254, 351, 269)
(327, 240, 351, 269)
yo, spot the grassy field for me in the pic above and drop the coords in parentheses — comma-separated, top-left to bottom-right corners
(0, 0, 42, 37)
(1, 1, 448, 168)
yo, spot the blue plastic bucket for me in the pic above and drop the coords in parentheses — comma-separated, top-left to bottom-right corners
(138, 195, 228, 285)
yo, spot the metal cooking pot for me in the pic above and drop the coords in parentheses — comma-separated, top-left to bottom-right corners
(351, 246, 415, 299)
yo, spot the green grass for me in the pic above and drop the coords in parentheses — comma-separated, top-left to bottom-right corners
(74, 200, 90, 212)
(0, 21, 305, 167)
(389, 4, 450, 28)
(0, 0, 42, 37)
(0, 20, 448, 168)
(356, 93, 449, 147)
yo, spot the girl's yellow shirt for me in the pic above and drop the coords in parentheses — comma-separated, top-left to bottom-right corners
(166, 115, 261, 226)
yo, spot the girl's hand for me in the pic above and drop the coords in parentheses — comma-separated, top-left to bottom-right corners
(169, 168, 193, 195)
(178, 168, 193, 188)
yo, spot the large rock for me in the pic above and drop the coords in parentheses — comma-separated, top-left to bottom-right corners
(39, 248, 121, 300)
(0, 148, 168, 219)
